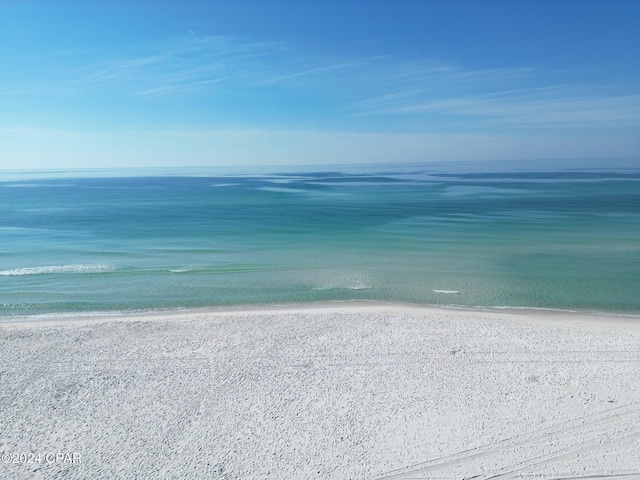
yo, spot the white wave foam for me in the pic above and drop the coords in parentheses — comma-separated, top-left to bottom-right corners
(312, 285, 372, 291)
(169, 269, 190, 273)
(0, 264, 115, 276)
(433, 289, 460, 294)
(312, 277, 372, 291)
(1, 183, 74, 188)
(312, 286, 372, 291)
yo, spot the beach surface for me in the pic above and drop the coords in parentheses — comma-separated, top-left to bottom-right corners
(1, 302, 639, 479)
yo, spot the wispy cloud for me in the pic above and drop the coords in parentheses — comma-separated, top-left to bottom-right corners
(47, 35, 363, 100)
(0, 35, 277, 99)
(3, 32, 639, 137)
(252, 62, 355, 86)
(354, 85, 640, 129)
(136, 77, 228, 96)
(12, 33, 535, 101)
(73, 55, 170, 86)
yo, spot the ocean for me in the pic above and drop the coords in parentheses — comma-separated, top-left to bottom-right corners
(1, 160, 639, 317)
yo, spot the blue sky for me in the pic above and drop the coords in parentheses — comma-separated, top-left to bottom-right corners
(1, 0, 639, 169)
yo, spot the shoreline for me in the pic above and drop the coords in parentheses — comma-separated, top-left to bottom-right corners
(2, 299, 639, 328)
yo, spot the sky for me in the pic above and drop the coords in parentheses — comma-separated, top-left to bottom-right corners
(1, 0, 639, 169)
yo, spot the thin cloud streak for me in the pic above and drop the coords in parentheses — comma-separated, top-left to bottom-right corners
(350, 85, 573, 111)
(73, 55, 170, 85)
(398, 93, 640, 126)
(67, 36, 276, 94)
(352, 82, 640, 130)
(252, 62, 356, 86)
(136, 77, 228, 96)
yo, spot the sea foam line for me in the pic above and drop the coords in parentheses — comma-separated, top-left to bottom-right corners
(0, 264, 115, 276)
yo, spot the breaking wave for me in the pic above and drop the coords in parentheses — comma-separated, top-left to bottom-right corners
(0, 264, 115, 276)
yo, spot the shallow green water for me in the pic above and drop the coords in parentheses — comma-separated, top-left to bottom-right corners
(1, 161, 639, 316)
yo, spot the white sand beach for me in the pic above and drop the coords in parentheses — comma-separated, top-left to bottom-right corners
(1, 302, 639, 479)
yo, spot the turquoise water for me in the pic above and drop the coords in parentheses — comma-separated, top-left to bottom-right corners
(1, 161, 639, 317)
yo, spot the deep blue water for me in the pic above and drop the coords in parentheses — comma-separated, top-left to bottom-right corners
(1, 161, 639, 317)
